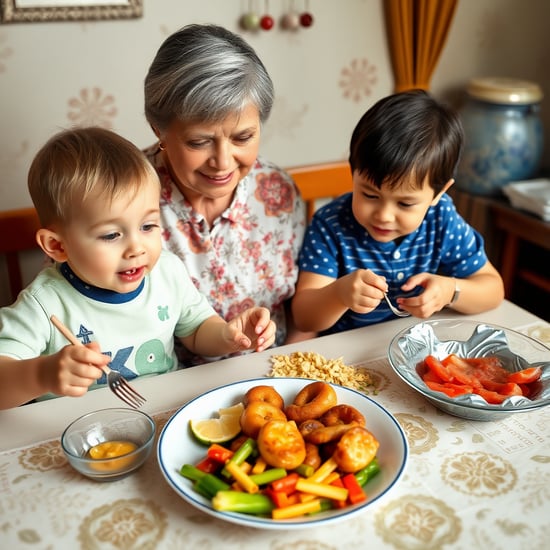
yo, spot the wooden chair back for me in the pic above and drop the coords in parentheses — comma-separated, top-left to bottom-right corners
(287, 161, 353, 220)
(0, 207, 42, 303)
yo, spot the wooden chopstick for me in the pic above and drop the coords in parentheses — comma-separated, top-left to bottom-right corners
(50, 315, 81, 346)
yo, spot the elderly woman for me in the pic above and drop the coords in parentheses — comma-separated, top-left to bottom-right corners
(143, 24, 308, 365)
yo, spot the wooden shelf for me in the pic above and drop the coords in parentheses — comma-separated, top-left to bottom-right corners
(448, 187, 549, 321)
(491, 201, 550, 298)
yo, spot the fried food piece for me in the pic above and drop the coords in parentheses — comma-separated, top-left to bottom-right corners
(285, 381, 337, 423)
(240, 401, 287, 439)
(332, 426, 379, 473)
(320, 404, 365, 427)
(257, 419, 306, 469)
(243, 385, 285, 410)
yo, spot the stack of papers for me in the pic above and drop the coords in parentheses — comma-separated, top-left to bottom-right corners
(502, 179, 550, 221)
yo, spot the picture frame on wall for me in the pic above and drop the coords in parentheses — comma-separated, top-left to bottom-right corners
(0, 0, 143, 23)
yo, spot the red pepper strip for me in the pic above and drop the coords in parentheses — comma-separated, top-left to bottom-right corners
(270, 472, 300, 495)
(207, 444, 234, 464)
(475, 387, 510, 404)
(477, 379, 522, 396)
(422, 368, 444, 384)
(507, 366, 542, 384)
(424, 380, 473, 397)
(441, 355, 483, 388)
(341, 473, 367, 505)
(286, 493, 301, 506)
(265, 487, 290, 508)
(424, 355, 453, 382)
(195, 456, 220, 474)
(329, 477, 347, 508)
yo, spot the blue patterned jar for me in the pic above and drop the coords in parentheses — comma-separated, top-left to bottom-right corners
(455, 77, 543, 196)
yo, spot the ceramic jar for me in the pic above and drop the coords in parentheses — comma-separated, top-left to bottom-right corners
(455, 77, 543, 196)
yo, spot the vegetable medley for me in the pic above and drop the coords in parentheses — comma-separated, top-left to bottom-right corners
(180, 382, 382, 520)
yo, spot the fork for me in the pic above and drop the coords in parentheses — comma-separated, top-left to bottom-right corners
(383, 293, 411, 318)
(50, 315, 146, 409)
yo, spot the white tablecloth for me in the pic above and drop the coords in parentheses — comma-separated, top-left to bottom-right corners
(0, 301, 548, 549)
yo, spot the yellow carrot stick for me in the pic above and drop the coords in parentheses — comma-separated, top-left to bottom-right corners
(295, 478, 348, 501)
(225, 461, 259, 494)
(309, 457, 339, 483)
(323, 471, 341, 485)
(272, 499, 322, 520)
(298, 492, 316, 503)
(251, 456, 267, 475)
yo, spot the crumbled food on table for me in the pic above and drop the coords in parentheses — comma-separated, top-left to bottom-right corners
(268, 351, 374, 392)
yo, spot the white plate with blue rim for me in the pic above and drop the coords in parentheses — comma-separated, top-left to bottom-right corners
(157, 377, 408, 529)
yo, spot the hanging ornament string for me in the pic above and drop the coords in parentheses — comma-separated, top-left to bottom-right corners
(240, 0, 314, 32)
(282, 0, 300, 30)
(260, 0, 274, 31)
(300, 0, 314, 28)
(241, 0, 260, 31)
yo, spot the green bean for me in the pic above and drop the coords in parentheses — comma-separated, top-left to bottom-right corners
(221, 437, 256, 478)
(212, 491, 274, 515)
(354, 457, 380, 486)
(248, 467, 287, 486)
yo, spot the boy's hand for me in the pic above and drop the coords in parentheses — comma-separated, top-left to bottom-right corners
(336, 269, 387, 313)
(397, 273, 455, 317)
(42, 342, 108, 397)
(224, 306, 276, 352)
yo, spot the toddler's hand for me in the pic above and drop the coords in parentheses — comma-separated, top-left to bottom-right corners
(226, 307, 276, 352)
(44, 342, 108, 398)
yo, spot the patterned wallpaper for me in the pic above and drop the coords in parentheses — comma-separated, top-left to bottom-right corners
(1, 0, 550, 211)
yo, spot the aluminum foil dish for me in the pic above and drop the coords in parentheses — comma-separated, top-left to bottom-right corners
(387, 319, 550, 421)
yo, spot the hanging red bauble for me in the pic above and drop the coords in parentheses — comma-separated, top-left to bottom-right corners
(300, 12, 314, 27)
(260, 15, 274, 30)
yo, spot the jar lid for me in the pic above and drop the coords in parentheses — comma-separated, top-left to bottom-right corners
(467, 77, 543, 104)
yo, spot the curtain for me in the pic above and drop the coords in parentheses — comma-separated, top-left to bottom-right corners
(384, 0, 459, 92)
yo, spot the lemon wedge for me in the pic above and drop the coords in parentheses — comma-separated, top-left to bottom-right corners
(189, 402, 244, 445)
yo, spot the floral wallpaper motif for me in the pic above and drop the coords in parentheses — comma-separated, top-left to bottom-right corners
(67, 87, 117, 128)
(339, 58, 377, 102)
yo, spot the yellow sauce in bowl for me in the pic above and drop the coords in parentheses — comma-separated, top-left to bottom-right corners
(86, 440, 138, 471)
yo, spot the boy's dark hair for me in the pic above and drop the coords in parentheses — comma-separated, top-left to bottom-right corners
(349, 89, 464, 193)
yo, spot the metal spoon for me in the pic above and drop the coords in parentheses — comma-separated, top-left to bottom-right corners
(384, 293, 411, 318)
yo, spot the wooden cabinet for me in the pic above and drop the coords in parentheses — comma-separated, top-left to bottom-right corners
(448, 188, 549, 321)
(490, 202, 549, 320)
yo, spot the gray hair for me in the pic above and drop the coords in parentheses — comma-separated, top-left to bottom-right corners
(144, 24, 274, 131)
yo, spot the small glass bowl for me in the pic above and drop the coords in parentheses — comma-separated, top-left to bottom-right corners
(387, 319, 550, 421)
(61, 408, 155, 481)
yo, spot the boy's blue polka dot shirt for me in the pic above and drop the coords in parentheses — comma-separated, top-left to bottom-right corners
(298, 193, 488, 335)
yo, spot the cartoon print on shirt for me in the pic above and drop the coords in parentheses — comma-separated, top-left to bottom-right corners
(157, 305, 169, 321)
(77, 325, 94, 344)
(96, 348, 134, 384)
(94, 340, 173, 385)
(135, 339, 174, 375)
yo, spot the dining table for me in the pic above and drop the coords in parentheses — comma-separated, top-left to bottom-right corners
(0, 299, 548, 550)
